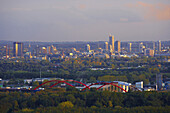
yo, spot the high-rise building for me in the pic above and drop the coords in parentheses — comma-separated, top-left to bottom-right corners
(128, 43, 132, 53)
(130, 42, 144, 53)
(72, 48, 76, 53)
(109, 45, 113, 52)
(13, 42, 24, 57)
(139, 42, 144, 53)
(144, 49, 154, 57)
(158, 40, 161, 52)
(152, 41, 155, 50)
(85, 44, 90, 51)
(47, 46, 51, 54)
(36, 45, 39, 57)
(28, 43, 32, 56)
(104, 42, 108, 51)
(42, 47, 47, 54)
(51, 45, 56, 54)
(109, 35, 114, 52)
(115, 41, 121, 53)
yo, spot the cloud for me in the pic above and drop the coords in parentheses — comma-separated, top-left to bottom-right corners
(127, 2, 170, 21)
(120, 18, 128, 22)
(12, 8, 32, 11)
(79, 4, 86, 9)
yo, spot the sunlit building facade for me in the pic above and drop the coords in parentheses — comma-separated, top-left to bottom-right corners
(115, 41, 121, 53)
(109, 35, 114, 52)
(13, 42, 24, 57)
(86, 44, 90, 51)
(104, 42, 108, 51)
(128, 43, 132, 53)
(145, 49, 154, 57)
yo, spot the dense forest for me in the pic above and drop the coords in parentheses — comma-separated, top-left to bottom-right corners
(0, 87, 170, 113)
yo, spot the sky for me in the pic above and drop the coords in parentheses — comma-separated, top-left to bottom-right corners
(0, 0, 170, 42)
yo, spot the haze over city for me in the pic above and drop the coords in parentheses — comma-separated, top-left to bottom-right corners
(0, 0, 170, 42)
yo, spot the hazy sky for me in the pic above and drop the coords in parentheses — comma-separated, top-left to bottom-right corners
(0, 0, 170, 42)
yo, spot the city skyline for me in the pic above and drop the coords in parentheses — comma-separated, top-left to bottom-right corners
(0, 0, 170, 42)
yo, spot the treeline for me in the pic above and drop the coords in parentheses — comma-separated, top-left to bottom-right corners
(1, 56, 169, 73)
(16, 106, 170, 113)
(0, 88, 170, 113)
(1, 67, 165, 85)
(0, 56, 169, 84)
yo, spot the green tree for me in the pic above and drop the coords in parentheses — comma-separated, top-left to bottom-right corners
(98, 75, 116, 81)
(89, 76, 96, 83)
(32, 81, 39, 88)
(13, 100, 19, 111)
(108, 101, 113, 108)
(66, 94, 76, 104)
(111, 64, 115, 69)
(58, 101, 74, 109)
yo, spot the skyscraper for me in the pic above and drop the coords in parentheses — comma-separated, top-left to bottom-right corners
(109, 45, 113, 52)
(104, 42, 108, 51)
(144, 49, 154, 57)
(36, 45, 39, 57)
(139, 42, 144, 53)
(47, 46, 51, 54)
(128, 43, 132, 53)
(152, 41, 155, 50)
(85, 44, 90, 51)
(28, 43, 32, 56)
(158, 40, 161, 52)
(13, 42, 24, 57)
(109, 35, 114, 52)
(115, 41, 121, 53)
(42, 47, 47, 54)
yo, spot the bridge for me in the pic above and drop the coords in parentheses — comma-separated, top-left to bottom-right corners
(34, 80, 129, 92)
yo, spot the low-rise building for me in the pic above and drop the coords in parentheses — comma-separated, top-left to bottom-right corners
(135, 81, 143, 89)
